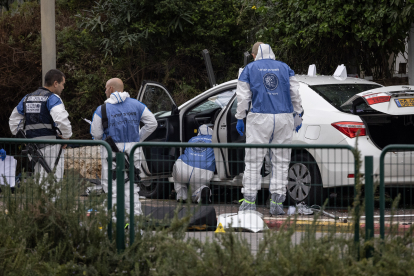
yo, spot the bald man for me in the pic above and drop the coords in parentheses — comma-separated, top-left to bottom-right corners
(90, 78, 157, 216)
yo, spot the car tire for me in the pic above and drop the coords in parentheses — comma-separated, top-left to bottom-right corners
(138, 178, 173, 199)
(287, 152, 326, 206)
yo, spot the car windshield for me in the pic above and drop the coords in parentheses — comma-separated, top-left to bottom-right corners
(309, 84, 381, 113)
(187, 89, 236, 115)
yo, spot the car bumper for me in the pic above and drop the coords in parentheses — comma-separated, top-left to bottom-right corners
(335, 137, 414, 187)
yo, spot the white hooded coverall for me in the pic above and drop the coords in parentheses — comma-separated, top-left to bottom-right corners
(172, 125, 215, 203)
(235, 44, 303, 197)
(90, 92, 157, 216)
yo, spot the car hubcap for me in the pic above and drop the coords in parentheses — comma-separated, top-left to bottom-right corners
(287, 163, 311, 202)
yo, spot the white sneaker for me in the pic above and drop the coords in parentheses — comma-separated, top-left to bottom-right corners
(296, 202, 313, 215)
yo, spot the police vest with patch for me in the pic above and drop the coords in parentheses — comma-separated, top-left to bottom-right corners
(239, 59, 294, 114)
(24, 88, 57, 139)
(99, 98, 146, 143)
(179, 135, 215, 172)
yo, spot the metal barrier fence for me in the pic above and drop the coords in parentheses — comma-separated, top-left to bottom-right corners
(379, 145, 414, 240)
(125, 142, 358, 251)
(6, 139, 414, 257)
(0, 138, 114, 239)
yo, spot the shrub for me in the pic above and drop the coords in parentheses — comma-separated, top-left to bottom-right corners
(1, 165, 414, 275)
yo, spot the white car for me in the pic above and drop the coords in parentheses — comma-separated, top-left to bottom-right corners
(135, 75, 414, 204)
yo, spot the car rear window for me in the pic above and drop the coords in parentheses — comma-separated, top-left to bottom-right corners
(309, 84, 381, 113)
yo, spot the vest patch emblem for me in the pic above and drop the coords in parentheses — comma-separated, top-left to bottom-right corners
(191, 140, 208, 154)
(26, 103, 41, 113)
(263, 73, 279, 91)
(27, 96, 48, 102)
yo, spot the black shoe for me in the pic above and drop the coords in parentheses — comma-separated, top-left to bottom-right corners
(200, 187, 210, 204)
(177, 199, 187, 204)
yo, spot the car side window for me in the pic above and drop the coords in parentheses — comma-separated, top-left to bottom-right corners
(142, 85, 173, 116)
(187, 100, 220, 115)
(187, 89, 236, 115)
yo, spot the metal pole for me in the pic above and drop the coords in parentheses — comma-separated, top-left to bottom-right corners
(40, 0, 56, 85)
(408, 23, 414, 85)
(365, 156, 374, 258)
(380, 152, 385, 240)
(201, 49, 216, 87)
(129, 153, 135, 245)
(107, 151, 113, 241)
(354, 160, 360, 260)
(116, 152, 125, 252)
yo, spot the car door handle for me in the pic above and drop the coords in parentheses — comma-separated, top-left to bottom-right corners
(159, 122, 165, 128)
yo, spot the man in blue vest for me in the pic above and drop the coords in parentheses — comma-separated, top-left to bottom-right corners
(235, 43, 303, 216)
(9, 69, 72, 183)
(172, 124, 215, 204)
(90, 78, 157, 216)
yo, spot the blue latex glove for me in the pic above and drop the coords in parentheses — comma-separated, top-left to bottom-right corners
(293, 113, 303, 133)
(236, 119, 245, 136)
(0, 149, 6, 161)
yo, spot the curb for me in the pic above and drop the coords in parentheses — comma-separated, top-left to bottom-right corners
(263, 217, 414, 234)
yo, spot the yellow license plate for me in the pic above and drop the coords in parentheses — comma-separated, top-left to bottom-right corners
(395, 98, 414, 107)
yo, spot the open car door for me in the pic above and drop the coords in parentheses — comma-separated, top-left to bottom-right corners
(212, 95, 246, 180)
(137, 81, 179, 176)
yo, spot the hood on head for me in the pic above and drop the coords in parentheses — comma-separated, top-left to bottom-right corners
(198, 124, 213, 136)
(105, 92, 131, 104)
(255, 44, 275, 61)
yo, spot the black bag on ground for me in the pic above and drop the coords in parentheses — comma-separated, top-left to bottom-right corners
(142, 205, 217, 231)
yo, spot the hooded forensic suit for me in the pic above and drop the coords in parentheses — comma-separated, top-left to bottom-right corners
(173, 125, 215, 203)
(235, 44, 303, 200)
(90, 92, 157, 216)
(9, 88, 72, 183)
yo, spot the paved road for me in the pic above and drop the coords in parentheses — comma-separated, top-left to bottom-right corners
(183, 231, 353, 251)
(141, 197, 414, 223)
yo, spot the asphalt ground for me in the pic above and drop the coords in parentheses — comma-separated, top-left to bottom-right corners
(182, 232, 355, 250)
(143, 184, 414, 221)
(2, 183, 414, 235)
(139, 184, 414, 235)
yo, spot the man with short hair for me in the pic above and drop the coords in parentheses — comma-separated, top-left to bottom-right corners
(90, 78, 157, 216)
(9, 69, 72, 182)
(235, 42, 303, 215)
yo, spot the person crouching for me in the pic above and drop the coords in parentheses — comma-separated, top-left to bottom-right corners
(173, 125, 215, 204)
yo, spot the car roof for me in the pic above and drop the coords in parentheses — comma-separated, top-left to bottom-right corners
(178, 75, 380, 110)
(295, 75, 379, 86)
(178, 79, 237, 110)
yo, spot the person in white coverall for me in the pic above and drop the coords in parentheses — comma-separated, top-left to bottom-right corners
(90, 78, 157, 216)
(9, 69, 72, 185)
(173, 125, 215, 204)
(235, 42, 303, 215)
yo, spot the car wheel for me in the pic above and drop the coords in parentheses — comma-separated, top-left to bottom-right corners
(287, 153, 325, 206)
(138, 179, 172, 199)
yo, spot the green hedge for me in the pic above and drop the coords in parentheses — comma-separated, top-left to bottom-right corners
(1, 166, 414, 275)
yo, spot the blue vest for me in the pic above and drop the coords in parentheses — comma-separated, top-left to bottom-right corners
(179, 135, 215, 172)
(239, 59, 295, 114)
(94, 98, 146, 143)
(22, 88, 56, 139)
